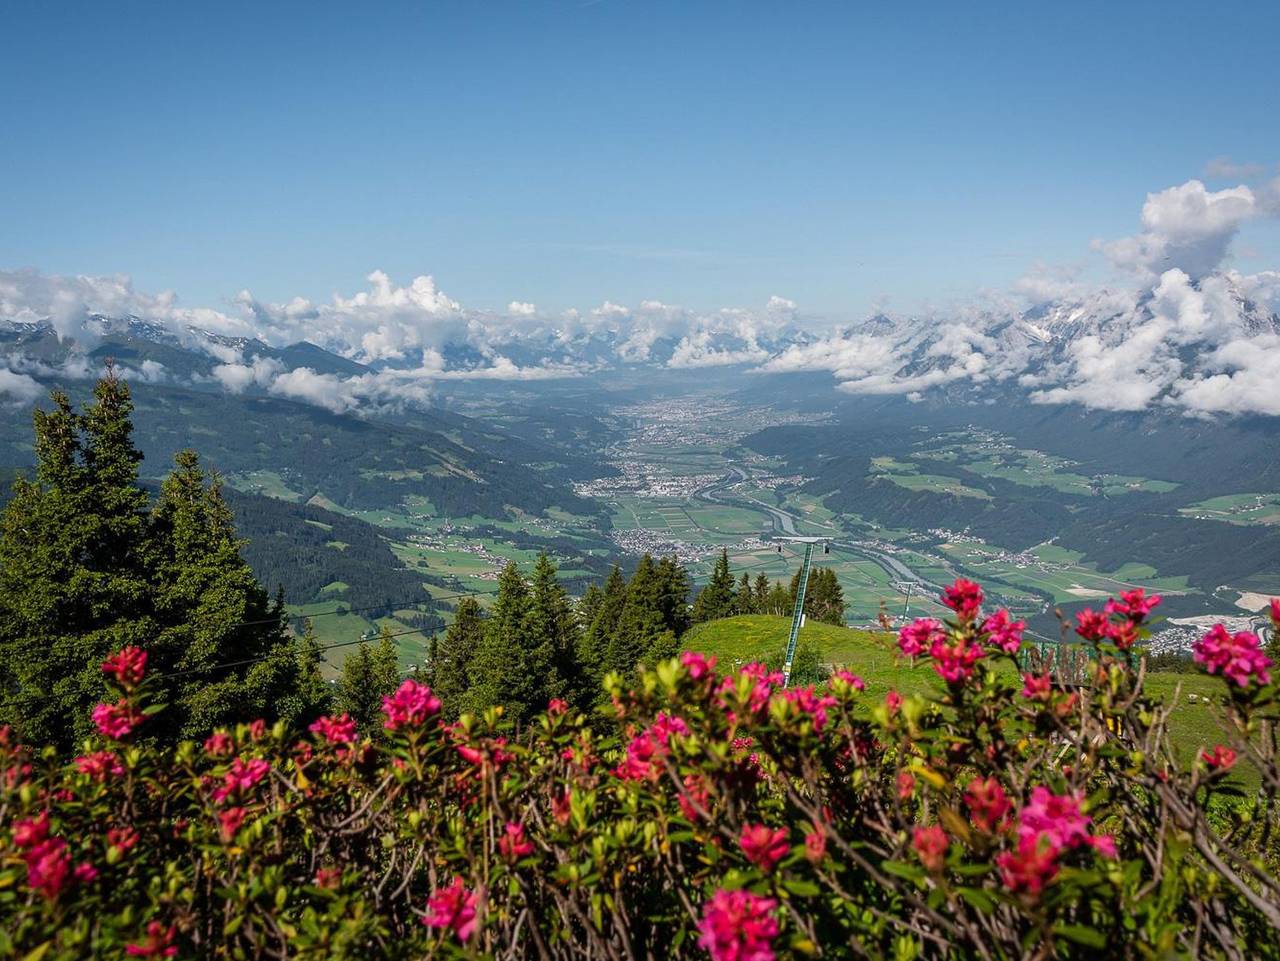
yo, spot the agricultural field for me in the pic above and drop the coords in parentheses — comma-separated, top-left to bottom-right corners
(868, 456, 992, 500)
(1180, 493, 1280, 526)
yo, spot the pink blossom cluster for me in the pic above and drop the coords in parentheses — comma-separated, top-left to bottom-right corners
(778, 684, 839, 732)
(124, 920, 178, 957)
(74, 750, 124, 782)
(498, 821, 535, 861)
(697, 889, 779, 961)
(928, 634, 985, 683)
(897, 618, 944, 657)
(964, 777, 1012, 834)
(211, 757, 271, 804)
(1075, 588, 1162, 650)
(1193, 625, 1273, 688)
(680, 650, 718, 681)
(716, 662, 784, 716)
(614, 713, 689, 781)
(423, 876, 478, 942)
(91, 700, 144, 740)
(11, 811, 96, 901)
(102, 646, 148, 689)
(912, 825, 949, 872)
(996, 786, 1115, 896)
(942, 578, 983, 621)
(381, 680, 442, 731)
(738, 823, 789, 872)
(308, 713, 358, 746)
(980, 609, 1025, 654)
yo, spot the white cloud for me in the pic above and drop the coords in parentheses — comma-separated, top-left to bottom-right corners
(507, 301, 537, 317)
(0, 368, 43, 407)
(1100, 180, 1260, 279)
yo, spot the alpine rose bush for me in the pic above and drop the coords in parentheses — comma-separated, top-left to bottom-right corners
(1, 581, 1279, 959)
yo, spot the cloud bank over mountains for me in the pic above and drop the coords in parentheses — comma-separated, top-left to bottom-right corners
(2, 169, 1279, 417)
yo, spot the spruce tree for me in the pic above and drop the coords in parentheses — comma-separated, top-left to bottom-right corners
(607, 555, 672, 675)
(151, 450, 325, 738)
(691, 549, 735, 624)
(654, 556, 692, 637)
(0, 374, 155, 747)
(523, 553, 579, 703)
(336, 641, 381, 730)
(578, 565, 626, 694)
(0, 373, 329, 748)
(734, 572, 755, 615)
(467, 562, 542, 722)
(753, 573, 771, 611)
(432, 597, 485, 716)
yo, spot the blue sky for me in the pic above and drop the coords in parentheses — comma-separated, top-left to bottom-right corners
(2, 0, 1278, 319)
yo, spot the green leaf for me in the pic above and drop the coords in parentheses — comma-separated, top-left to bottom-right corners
(1053, 923, 1107, 948)
(782, 879, 821, 897)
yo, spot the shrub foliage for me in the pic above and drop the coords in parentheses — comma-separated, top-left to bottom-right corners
(1, 581, 1279, 959)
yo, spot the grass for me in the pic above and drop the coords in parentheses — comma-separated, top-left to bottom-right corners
(682, 615, 1254, 786)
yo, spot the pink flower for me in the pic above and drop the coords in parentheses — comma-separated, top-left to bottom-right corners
(102, 647, 148, 688)
(551, 790, 572, 826)
(780, 685, 839, 732)
(1271, 597, 1280, 625)
(1201, 745, 1238, 771)
(74, 750, 124, 781)
(314, 867, 342, 889)
(898, 618, 944, 657)
(91, 700, 144, 740)
(498, 821, 535, 861)
(218, 806, 247, 842)
(832, 669, 864, 690)
(1018, 786, 1092, 849)
(885, 690, 903, 714)
(125, 921, 178, 957)
(423, 877, 478, 942)
(456, 736, 514, 770)
(697, 889, 779, 961)
(739, 824, 789, 872)
(546, 698, 569, 716)
(929, 635, 985, 683)
(1074, 608, 1110, 642)
(13, 811, 49, 849)
(965, 777, 1011, 834)
(24, 837, 71, 900)
(1193, 625, 1273, 688)
(942, 578, 983, 621)
(1105, 588, 1161, 621)
(1021, 672, 1052, 702)
(718, 663, 784, 715)
(678, 773, 711, 822)
(108, 826, 139, 854)
(803, 827, 826, 863)
(74, 861, 98, 884)
(1107, 619, 1139, 651)
(212, 757, 270, 804)
(203, 731, 234, 756)
(996, 832, 1059, 896)
(247, 719, 267, 741)
(912, 825, 949, 873)
(896, 771, 916, 800)
(381, 679, 442, 731)
(980, 609, 1025, 654)
(308, 713, 358, 746)
(681, 650, 717, 681)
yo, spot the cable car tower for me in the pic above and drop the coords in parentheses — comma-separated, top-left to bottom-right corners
(775, 536, 832, 686)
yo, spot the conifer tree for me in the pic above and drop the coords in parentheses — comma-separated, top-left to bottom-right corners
(607, 555, 672, 675)
(0, 372, 328, 748)
(336, 641, 380, 730)
(691, 549, 735, 624)
(523, 553, 580, 703)
(467, 562, 542, 722)
(432, 597, 485, 716)
(733, 571, 755, 615)
(578, 565, 626, 693)
(754, 573, 771, 611)
(654, 555, 692, 637)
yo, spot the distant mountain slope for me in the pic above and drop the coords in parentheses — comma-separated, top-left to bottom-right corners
(746, 395, 1280, 594)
